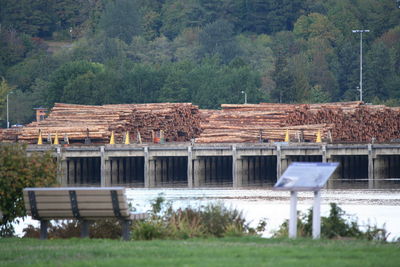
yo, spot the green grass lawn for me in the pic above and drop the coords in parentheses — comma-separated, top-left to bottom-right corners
(0, 237, 399, 266)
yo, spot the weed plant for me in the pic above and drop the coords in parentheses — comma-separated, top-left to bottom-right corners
(132, 195, 266, 240)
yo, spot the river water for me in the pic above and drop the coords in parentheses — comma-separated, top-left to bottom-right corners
(14, 180, 400, 241)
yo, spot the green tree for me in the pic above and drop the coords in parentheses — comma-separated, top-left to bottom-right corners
(158, 61, 193, 102)
(7, 79, 50, 125)
(0, 29, 38, 70)
(354, 0, 400, 40)
(307, 85, 331, 103)
(160, 0, 205, 40)
(53, 0, 92, 30)
(325, 0, 361, 41)
(293, 13, 342, 46)
(238, 0, 306, 34)
(223, 61, 265, 104)
(198, 19, 242, 64)
(45, 60, 105, 106)
(97, 0, 142, 43)
(5, 54, 57, 93)
(287, 53, 311, 102)
(237, 34, 274, 73)
(364, 41, 397, 102)
(269, 31, 301, 102)
(172, 28, 201, 62)
(141, 9, 162, 41)
(337, 41, 359, 101)
(379, 26, 400, 74)
(120, 63, 166, 103)
(306, 38, 339, 99)
(185, 57, 265, 108)
(0, 78, 13, 122)
(0, 0, 56, 37)
(0, 144, 57, 236)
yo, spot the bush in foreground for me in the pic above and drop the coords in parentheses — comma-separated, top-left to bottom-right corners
(0, 144, 57, 237)
(273, 203, 389, 241)
(22, 195, 266, 240)
(132, 196, 266, 240)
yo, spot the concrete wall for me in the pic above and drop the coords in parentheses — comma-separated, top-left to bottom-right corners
(26, 143, 400, 188)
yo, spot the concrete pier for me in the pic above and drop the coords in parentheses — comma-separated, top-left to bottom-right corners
(27, 143, 400, 188)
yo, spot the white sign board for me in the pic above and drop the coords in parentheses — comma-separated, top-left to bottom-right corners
(274, 162, 339, 191)
(273, 162, 339, 239)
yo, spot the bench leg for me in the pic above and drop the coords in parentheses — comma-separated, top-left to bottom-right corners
(40, 220, 48, 240)
(121, 220, 131, 241)
(81, 220, 90, 238)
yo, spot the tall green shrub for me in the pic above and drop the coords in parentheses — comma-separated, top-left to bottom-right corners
(0, 144, 57, 236)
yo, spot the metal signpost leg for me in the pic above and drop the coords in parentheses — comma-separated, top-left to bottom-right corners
(312, 190, 321, 239)
(289, 191, 298, 238)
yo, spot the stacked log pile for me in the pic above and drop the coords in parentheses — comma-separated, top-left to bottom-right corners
(13, 103, 202, 144)
(197, 103, 331, 143)
(0, 128, 21, 143)
(197, 101, 400, 143)
(1, 101, 399, 144)
(286, 102, 400, 143)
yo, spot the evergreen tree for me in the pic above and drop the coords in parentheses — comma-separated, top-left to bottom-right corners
(364, 41, 396, 102)
(98, 0, 142, 44)
(198, 19, 242, 64)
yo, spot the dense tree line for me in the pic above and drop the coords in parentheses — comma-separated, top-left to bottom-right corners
(0, 0, 399, 125)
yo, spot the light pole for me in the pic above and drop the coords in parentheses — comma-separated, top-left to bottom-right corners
(6, 91, 13, 128)
(352, 29, 369, 102)
(241, 91, 247, 104)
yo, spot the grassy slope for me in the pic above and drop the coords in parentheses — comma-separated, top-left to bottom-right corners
(0, 237, 399, 267)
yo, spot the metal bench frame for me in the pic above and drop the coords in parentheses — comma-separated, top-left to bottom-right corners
(23, 187, 146, 240)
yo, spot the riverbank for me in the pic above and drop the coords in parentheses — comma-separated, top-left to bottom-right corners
(13, 188, 400, 240)
(1, 237, 399, 266)
(125, 188, 400, 240)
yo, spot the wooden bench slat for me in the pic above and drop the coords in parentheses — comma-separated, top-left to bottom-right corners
(35, 210, 131, 218)
(23, 190, 125, 197)
(34, 212, 147, 220)
(24, 195, 128, 204)
(25, 202, 129, 211)
(24, 187, 126, 191)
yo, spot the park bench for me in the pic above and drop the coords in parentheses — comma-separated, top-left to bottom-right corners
(23, 187, 147, 240)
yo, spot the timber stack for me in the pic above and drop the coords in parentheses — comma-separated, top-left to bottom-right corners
(7, 103, 202, 144)
(197, 103, 333, 143)
(197, 101, 400, 143)
(1, 101, 399, 144)
(286, 102, 400, 143)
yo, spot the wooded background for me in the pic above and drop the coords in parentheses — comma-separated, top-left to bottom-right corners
(0, 0, 399, 126)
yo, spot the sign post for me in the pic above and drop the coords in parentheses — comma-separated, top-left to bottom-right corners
(312, 190, 321, 239)
(289, 191, 298, 238)
(273, 162, 339, 239)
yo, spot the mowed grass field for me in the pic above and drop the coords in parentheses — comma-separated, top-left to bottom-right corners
(1, 237, 399, 266)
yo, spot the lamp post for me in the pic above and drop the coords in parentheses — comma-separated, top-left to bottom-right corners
(241, 91, 247, 104)
(352, 29, 369, 102)
(6, 91, 12, 128)
(6, 90, 15, 128)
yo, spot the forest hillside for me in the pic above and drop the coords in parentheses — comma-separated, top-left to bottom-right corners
(0, 0, 399, 125)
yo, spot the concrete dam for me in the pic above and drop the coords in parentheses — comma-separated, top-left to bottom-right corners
(27, 143, 400, 189)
